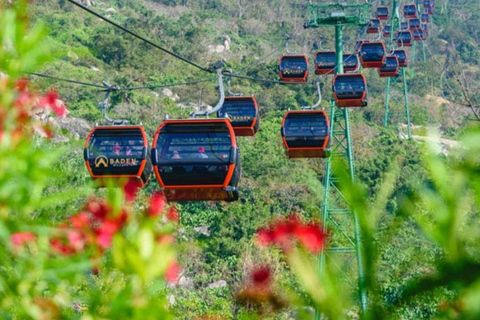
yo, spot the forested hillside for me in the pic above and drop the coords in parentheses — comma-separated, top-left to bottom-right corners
(2, 0, 480, 319)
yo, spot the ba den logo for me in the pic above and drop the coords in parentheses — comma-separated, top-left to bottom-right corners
(95, 155, 138, 168)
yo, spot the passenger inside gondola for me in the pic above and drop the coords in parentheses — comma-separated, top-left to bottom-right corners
(88, 135, 145, 170)
(154, 130, 233, 185)
(280, 57, 308, 77)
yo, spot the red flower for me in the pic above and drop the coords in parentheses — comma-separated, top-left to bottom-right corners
(112, 210, 128, 229)
(255, 216, 327, 254)
(42, 90, 59, 106)
(38, 90, 68, 117)
(85, 200, 110, 221)
(15, 78, 29, 92)
(67, 230, 86, 252)
(70, 212, 91, 230)
(164, 260, 181, 283)
(123, 179, 141, 202)
(252, 266, 271, 287)
(295, 224, 327, 254)
(147, 192, 167, 218)
(95, 219, 121, 249)
(50, 101, 68, 118)
(50, 238, 76, 255)
(10, 232, 36, 249)
(166, 205, 179, 222)
(156, 234, 174, 244)
(256, 228, 274, 246)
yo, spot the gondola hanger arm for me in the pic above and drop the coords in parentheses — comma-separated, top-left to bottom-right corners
(226, 75, 243, 97)
(190, 67, 225, 118)
(99, 82, 128, 125)
(302, 80, 322, 110)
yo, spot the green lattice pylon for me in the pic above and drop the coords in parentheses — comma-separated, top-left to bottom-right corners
(304, 3, 369, 318)
(383, 0, 412, 138)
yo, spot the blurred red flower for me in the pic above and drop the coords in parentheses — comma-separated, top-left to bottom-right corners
(148, 192, 167, 218)
(165, 261, 181, 283)
(10, 231, 36, 249)
(166, 205, 179, 222)
(124, 179, 141, 202)
(256, 215, 327, 254)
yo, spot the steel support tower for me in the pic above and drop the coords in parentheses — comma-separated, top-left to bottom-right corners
(305, 3, 370, 318)
(383, 0, 412, 138)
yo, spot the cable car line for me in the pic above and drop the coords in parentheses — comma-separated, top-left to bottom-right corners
(30, 72, 215, 92)
(64, 0, 211, 73)
(30, 72, 106, 89)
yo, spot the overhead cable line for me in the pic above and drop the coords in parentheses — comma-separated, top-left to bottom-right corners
(29, 72, 105, 89)
(30, 72, 214, 91)
(65, 0, 211, 73)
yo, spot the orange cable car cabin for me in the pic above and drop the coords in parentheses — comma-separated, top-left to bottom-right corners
(280, 110, 330, 158)
(278, 55, 309, 83)
(413, 29, 425, 41)
(343, 54, 360, 73)
(421, 23, 429, 37)
(151, 119, 241, 202)
(383, 25, 392, 38)
(333, 74, 368, 108)
(378, 55, 400, 77)
(396, 31, 413, 47)
(376, 6, 390, 20)
(403, 4, 418, 19)
(217, 96, 259, 137)
(409, 18, 421, 31)
(421, 13, 430, 22)
(84, 126, 152, 188)
(367, 19, 381, 34)
(392, 49, 408, 67)
(359, 42, 386, 68)
(314, 51, 336, 75)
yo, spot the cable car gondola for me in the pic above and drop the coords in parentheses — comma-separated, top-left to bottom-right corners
(395, 31, 413, 47)
(421, 23, 429, 36)
(425, 6, 433, 14)
(343, 54, 360, 73)
(367, 19, 381, 34)
(378, 55, 400, 77)
(333, 74, 367, 108)
(392, 49, 408, 67)
(421, 13, 430, 23)
(84, 126, 152, 188)
(151, 119, 241, 202)
(376, 6, 390, 20)
(424, 0, 432, 9)
(278, 55, 309, 83)
(359, 42, 386, 68)
(281, 111, 330, 158)
(354, 40, 369, 53)
(314, 51, 336, 75)
(412, 29, 424, 41)
(401, 21, 409, 31)
(383, 25, 392, 38)
(409, 18, 421, 31)
(218, 96, 259, 137)
(403, 4, 418, 19)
